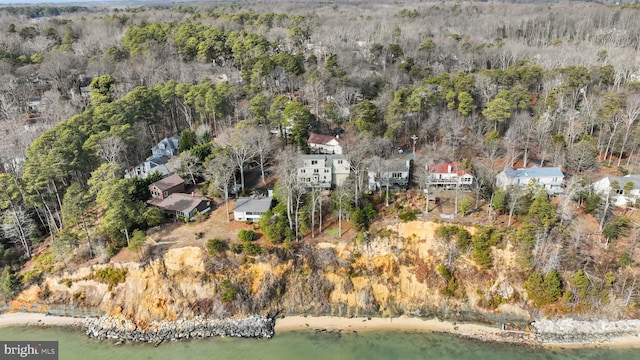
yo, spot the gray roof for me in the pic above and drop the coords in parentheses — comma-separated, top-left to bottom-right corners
(148, 193, 208, 213)
(233, 196, 273, 213)
(384, 158, 410, 172)
(147, 155, 169, 166)
(504, 166, 564, 179)
(150, 174, 184, 191)
(604, 175, 640, 189)
(153, 135, 180, 153)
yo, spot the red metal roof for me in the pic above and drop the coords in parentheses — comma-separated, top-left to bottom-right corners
(308, 133, 339, 145)
(427, 162, 473, 176)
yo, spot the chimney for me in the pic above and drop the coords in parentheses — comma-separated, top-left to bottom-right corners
(447, 164, 452, 174)
(268, 189, 274, 198)
(191, 192, 195, 197)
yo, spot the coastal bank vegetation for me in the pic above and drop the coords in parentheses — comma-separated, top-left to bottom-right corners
(1, 0, 640, 325)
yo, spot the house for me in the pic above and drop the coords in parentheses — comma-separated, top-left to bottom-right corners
(152, 135, 180, 158)
(297, 154, 350, 189)
(307, 133, 347, 155)
(125, 155, 178, 179)
(125, 135, 181, 179)
(148, 174, 185, 200)
(148, 193, 211, 221)
(427, 162, 474, 188)
(496, 166, 564, 195)
(593, 175, 640, 207)
(27, 96, 42, 113)
(368, 159, 411, 191)
(233, 195, 273, 221)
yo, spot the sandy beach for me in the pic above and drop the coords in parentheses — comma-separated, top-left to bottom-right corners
(274, 315, 640, 349)
(0, 312, 82, 328)
(275, 315, 500, 336)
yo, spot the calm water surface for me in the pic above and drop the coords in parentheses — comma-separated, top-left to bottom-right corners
(0, 326, 638, 360)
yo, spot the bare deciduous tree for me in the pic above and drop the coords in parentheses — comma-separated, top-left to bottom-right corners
(177, 151, 203, 185)
(205, 149, 236, 222)
(2, 206, 35, 259)
(247, 127, 276, 185)
(217, 128, 257, 191)
(96, 135, 126, 167)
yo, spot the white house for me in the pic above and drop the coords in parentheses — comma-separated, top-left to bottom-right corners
(307, 133, 346, 155)
(125, 135, 181, 179)
(368, 158, 411, 191)
(496, 166, 564, 195)
(233, 195, 273, 221)
(297, 154, 350, 189)
(125, 156, 178, 179)
(593, 175, 640, 207)
(427, 162, 474, 187)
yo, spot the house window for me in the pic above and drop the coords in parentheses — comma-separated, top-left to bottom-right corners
(616, 189, 624, 195)
(324, 169, 330, 173)
(392, 172, 402, 179)
(314, 169, 319, 173)
(301, 169, 306, 173)
(163, 191, 168, 197)
(311, 160, 318, 165)
(337, 160, 343, 164)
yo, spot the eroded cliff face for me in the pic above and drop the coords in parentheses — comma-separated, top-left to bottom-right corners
(16, 222, 532, 324)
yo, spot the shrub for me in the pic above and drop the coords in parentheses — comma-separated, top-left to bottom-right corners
(72, 291, 85, 302)
(230, 243, 243, 254)
(242, 242, 262, 256)
(356, 231, 368, 244)
(619, 252, 633, 267)
(207, 238, 227, 256)
(34, 252, 56, 272)
(21, 270, 41, 285)
(456, 229, 472, 252)
(460, 197, 472, 215)
(602, 216, 631, 241)
(437, 264, 457, 297)
(0, 266, 18, 300)
(219, 279, 237, 302)
(38, 284, 51, 300)
(398, 209, 420, 222)
(94, 267, 127, 290)
(237, 229, 256, 242)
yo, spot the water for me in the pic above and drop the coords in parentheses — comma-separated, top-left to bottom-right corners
(0, 326, 637, 360)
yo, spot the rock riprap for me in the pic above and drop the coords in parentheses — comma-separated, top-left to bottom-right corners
(533, 318, 640, 344)
(83, 315, 274, 342)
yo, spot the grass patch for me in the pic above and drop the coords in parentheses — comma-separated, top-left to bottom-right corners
(94, 267, 127, 290)
(325, 228, 340, 236)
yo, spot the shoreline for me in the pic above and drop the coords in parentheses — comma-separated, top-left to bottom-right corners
(0, 312, 83, 328)
(273, 315, 640, 349)
(275, 315, 536, 346)
(2, 312, 640, 349)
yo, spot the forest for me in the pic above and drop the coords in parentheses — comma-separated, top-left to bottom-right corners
(1, 1, 640, 319)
